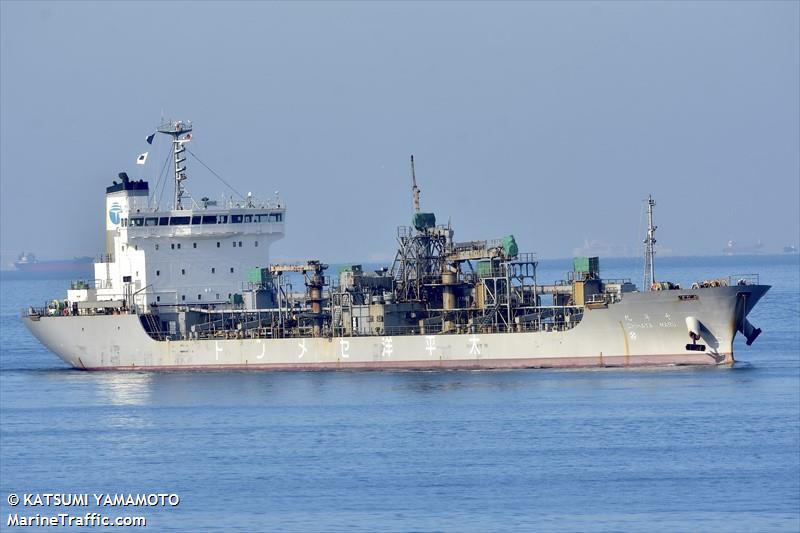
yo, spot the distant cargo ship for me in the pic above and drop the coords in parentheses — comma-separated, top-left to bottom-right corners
(13, 252, 94, 275)
(722, 240, 764, 256)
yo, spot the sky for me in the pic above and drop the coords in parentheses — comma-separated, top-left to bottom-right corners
(1, 1, 798, 266)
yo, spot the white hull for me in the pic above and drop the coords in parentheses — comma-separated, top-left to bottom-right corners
(23, 285, 768, 371)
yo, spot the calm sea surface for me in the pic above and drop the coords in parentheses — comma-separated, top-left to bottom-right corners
(1, 255, 798, 532)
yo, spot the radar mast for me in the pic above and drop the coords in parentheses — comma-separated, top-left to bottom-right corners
(643, 195, 657, 290)
(157, 120, 193, 210)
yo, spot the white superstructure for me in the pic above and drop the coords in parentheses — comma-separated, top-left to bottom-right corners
(92, 120, 285, 308)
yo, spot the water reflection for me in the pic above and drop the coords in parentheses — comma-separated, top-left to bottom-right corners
(94, 372, 153, 406)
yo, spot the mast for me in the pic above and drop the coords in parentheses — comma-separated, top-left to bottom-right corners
(157, 120, 193, 210)
(411, 155, 420, 213)
(643, 194, 657, 290)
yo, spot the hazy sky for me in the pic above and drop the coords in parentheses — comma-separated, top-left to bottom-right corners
(1, 1, 798, 266)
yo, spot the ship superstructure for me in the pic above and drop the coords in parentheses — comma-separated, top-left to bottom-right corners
(91, 120, 284, 309)
(22, 123, 769, 371)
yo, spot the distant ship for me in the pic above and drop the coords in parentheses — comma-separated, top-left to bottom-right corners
(722, 240, 764, 256)
(783, 246, 798, 255)
(13, 252, 94, 275)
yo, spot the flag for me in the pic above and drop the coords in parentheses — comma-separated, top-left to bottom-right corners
(145, 133, 156, 145)
(136, 152, 148, 165)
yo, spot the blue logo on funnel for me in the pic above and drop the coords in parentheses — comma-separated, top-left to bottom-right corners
(108, 202, 122, 225)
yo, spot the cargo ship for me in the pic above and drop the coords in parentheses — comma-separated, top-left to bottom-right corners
(12, 253, 94, 276)
(723, 240, 764, 256)
(22, 121, 769, 371)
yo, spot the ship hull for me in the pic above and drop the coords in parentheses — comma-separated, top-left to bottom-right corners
(23, 285, 768, 371)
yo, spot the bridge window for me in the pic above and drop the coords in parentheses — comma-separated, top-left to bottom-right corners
(181, 295, 185, 301)
(159, 217, 169, 226)
(244, 215, 252, 223)
(191, 215, 201, 224)
(238, 241, 242, 247)
(197, 294, 202, 300)
(231, 215, 243, 223)
(217, 215, 228, 224)
(202, 215, 217, 224)
(211, 268, 215, 273)
(145, 217, 158, 226)
(170, 216, 190, 225)
(130, 217, 144, 226)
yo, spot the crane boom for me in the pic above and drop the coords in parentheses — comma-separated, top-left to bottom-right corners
(411, 155, 420, 213)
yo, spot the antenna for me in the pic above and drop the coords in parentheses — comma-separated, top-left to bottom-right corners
(643, 195, 657, 291)
(157, 120, 193, 210)
(411, 155, 420, 213)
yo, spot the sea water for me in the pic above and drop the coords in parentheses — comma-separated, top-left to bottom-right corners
(1, 255, 798, 532)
